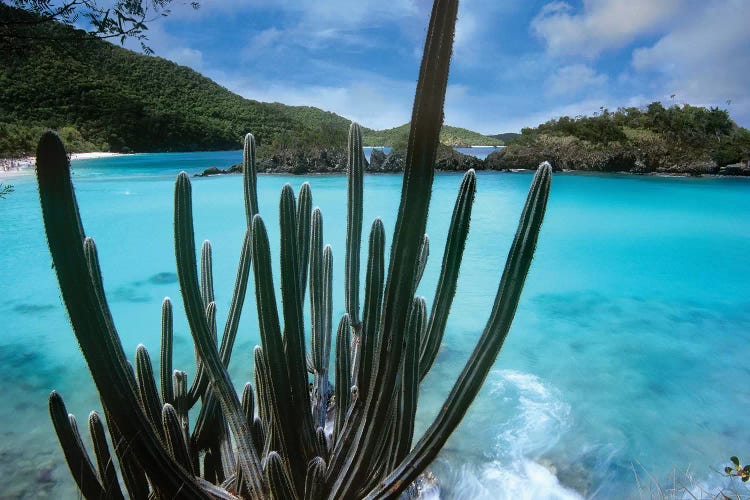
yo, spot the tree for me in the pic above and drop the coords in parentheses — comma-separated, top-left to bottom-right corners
(0, 0, 199, 53)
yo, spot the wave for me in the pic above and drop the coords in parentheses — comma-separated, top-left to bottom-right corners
(426, 369, 583, 499)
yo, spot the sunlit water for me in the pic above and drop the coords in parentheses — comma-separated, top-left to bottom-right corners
(1, 150, 749, 499)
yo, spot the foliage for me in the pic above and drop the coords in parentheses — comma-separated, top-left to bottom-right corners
(725, 456, 750, 482)
(507, 102, 750, 170)
(0, 0, 199, 52)
(0, 4, 351, 155)
(34, 1, 553, 497)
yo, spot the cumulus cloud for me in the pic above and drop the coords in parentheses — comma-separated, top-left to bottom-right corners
(631, 0, 750, 121)
(214, 73, 416, 130)
(532, 0, 681, 57)
(165, 47, 204, 69)
(545, 64, 607, 96)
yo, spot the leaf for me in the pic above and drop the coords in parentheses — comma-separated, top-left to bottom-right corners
(731, 456, 740, 467)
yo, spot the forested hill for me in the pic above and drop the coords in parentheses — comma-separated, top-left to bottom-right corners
(0, 5, 354, 155)
(0, 5, 500, 156)
(363, 123, 502, 147)
(493, 103, 750, 174)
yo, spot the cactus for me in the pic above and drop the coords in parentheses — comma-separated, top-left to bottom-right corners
(36, 0, 553, 498)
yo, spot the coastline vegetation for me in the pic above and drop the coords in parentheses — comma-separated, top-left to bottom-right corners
(496, 103, 750, 173)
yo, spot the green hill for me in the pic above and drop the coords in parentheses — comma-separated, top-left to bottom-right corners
(493, 103, 750, 173)
(363, 123, 502, 147)
(0, 5, 353, 155)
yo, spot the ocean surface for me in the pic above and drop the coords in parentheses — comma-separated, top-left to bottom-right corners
(1, 149, 749, 499)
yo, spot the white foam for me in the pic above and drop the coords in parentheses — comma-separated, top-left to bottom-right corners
(426, 370, 581, 498)
(435, 460, 583, 500)
(491, 369, 571, 459)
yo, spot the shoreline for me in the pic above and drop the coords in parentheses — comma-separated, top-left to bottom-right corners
(0, 152, 125, 179)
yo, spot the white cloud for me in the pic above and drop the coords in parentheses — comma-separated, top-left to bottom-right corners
(213, 73, 416, 130)
(546, 64, 607, 96)
(532, 0, 682, 57)
(631, 0, 750, 122)
(165, 47, 204, 69)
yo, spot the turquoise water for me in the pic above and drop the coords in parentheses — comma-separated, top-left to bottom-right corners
(2, 152, 750, 498)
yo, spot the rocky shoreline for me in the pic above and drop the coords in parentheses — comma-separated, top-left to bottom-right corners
(195, 145, 750, 178)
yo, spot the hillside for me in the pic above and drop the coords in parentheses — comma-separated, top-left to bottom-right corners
(491, 103, 750, 174)
(362, 123, 502, 147)
(0, 5, 353, 155)
(0, 6, 501, 157)
(490, 132, 520, 143)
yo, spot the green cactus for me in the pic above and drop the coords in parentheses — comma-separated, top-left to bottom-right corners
(36, 0, 553, 498)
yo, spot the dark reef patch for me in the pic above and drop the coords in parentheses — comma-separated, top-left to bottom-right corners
(12, 303, 55, 315)
(147, 271, 178, 285)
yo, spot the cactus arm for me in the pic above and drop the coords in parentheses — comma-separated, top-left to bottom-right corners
(296, 182, 312, 303)
(312, 245, 334, 430)
(135, 344, 165, 437)
(172, 369, 188, 426)
(309, 208, 324, 377)
(36, 132, 206, 498)
(174, 172, 266, 497)
(366, 164, 552, 499)
(102, 407, 149, 500)
(251, 214, 309, 491)
(279, 184, 318, 464)
(353, 219, 385, 398)
(243, 133, 259, 223)
(414, 234, 430, 289)
(201, 240, 215, 309)
(327, 218, 384, 479)
(264, 452, 299, 500)
(327, 2, 459, 496)
(309, 208, 326, 427)
(333, 314, 351, 444)
(253, 347, 272, 434)
(162, 403, 195, 474)
(160, 298, 174, 406)
(187, 242, 216, 405)
(316, 427, 329, 462)
(48, 392, 107, 499)
(345, 122, 365, 332)
(391, 297, 424, 465)
(217, 228, 252, 368)
(88, 411, 125, 500)
(419, 169, 476, 379)
(304, 457, 326, 500)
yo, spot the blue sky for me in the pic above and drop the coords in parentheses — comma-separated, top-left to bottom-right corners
(126, 0, 750, 133)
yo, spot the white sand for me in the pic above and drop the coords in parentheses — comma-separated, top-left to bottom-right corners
(0, 152, 125, 179)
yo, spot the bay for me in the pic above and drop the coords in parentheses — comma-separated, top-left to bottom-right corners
(1, 151, 749, 498)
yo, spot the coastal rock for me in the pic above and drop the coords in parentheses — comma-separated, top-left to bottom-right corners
(256, 146, 347, 174)
(483, 148, 509, 171)
(195, 166, 222, 176)
(370, 150, 405, 172)
(658, 159, 718, 175)
(369, 146, 481, 173)
(719, 161, 750, 176)
(368, 148, 387, 171)
(435, 144, 484, 171)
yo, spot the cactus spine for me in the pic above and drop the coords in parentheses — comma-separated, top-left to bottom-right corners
(37, 0, 553, 498)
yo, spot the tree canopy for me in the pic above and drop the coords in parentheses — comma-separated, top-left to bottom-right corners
(0, 0, 198, 52)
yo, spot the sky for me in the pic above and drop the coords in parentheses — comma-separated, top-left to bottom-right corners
(123, 0, 750, 133)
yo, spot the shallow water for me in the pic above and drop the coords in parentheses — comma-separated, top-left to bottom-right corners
(2, 152, 749, 498)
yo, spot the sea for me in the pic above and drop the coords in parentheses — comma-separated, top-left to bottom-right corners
(1, 146, 749, 499)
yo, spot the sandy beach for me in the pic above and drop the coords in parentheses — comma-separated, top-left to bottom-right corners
(0, 152, 125, 179)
